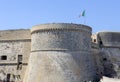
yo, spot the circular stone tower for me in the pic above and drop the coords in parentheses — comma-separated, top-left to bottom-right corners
(24, 23, 98, 82)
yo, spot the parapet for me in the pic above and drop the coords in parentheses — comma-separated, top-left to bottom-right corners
(31, 23, 92, 51)
(0, 29, 31, 41)
(31, 23, 91, 33)
(98, 32, 120, 48)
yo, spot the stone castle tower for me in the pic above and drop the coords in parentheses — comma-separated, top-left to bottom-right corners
(0, 23, 119, 82)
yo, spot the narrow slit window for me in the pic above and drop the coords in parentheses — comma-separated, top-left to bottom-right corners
(100, 41, 103, 45)
(6, 74, 11, 82)
(94, 39, 96, 42)
(17, 55, 23, 70)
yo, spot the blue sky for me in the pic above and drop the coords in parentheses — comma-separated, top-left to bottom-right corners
(0, 0, 120, 32)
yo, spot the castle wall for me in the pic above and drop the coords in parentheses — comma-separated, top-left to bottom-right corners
(0, 23, 119, 82)
(0, 29, 31, 82)
(98, 32, 120, 47)
(91, 42, 104, 79)
(98, 32, 120, 79)
(24, 23, 99, 82)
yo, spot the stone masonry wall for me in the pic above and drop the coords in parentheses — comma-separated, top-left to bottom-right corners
(24, 23, 99, 82)
(0, 23, 119, 82)
(0, 29, 31, 82)
(92, 32, 120, 82)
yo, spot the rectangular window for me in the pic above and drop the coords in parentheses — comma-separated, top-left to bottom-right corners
(1, 55, 7, 60)
(17, 55, 23, 70)
(18, 55, 22, 62)
(6, 74, 11, 82)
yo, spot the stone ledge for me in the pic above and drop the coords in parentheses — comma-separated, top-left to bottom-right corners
(31, 23, 92, 34)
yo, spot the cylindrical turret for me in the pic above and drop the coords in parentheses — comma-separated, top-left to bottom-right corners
(24, 23, 99, 82)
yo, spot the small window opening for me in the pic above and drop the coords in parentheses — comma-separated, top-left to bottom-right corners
(94, 39, 96, 42)
(19, 62, 22, 64)
(1, 55, 7, 60)
(103, 58, 107, 61)
(13, 75, 21, 80)
(100, 41, 103, 45)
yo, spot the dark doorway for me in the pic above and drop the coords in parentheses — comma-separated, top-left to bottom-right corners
(6, 74, 10, 82)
